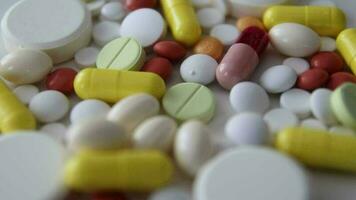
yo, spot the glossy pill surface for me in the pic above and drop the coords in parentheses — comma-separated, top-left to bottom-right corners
(310, 52, 344, 74)
(236, 26, 269, 56)
(336, 28, 356, 74)
(45, 68, 77, 95)
(125, 0, 157, 11)
(142, 57, 173, 81)
(153, 41, 187, 62)
(236, 16, 265, 31)
(327, 72, 356, 90)
(297, 69, 329, 91)
(193, 36, 224, 61)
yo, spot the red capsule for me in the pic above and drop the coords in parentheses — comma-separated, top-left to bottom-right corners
(153, 41, 187, 61)
(236, 26, 269, 56)
(310, 52, 344, 74)
(297, 68, 329, 91)
(327, 72, 356, 90)
(92, 192, 126, 200)
(45, 68, 77, 95)
(142, 57, 173, 81)
(125, 0, 156, 11)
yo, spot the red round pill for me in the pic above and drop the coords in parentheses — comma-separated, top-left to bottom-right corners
(92, 192, 126, 200)
(236, 26, 269, 56)
(297, 68, 329, 91)
(153, 40, 187, 61)
(142, 57, 173, 81)
(125, 0, 156, 11)
(310, 52, 344, 74)
(45, 68, 77, 95)
(327, 72, 356, 90)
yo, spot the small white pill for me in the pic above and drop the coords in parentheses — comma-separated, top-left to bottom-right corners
(329, 126, 355, 135)
(40, 123, 67, 143)
(149, 185, 191, 200)
(320, 37, 337, 52)
(70, 99, 111, 124)
(283, 57, 310, 75)
(74, 47, 100, 69)
(180, 54, 217, 85)
(260, 65, 297, 94)
(211, 0, 228, 16)
(309, 0, 336, 6)
(92, 21, 121, 47)
(87, 0, 106, 16)
(210, 24, 240, 46)
(310, 89, 338, 126)
(264, 108, 299, 134)
(197, 8, 225, 30)
(100, 2, 125, 21)
(301, 118, 327, 130)
(12, 85, 39, 105)
(29, 90, 70, 123)
(280, 89, 311, 119)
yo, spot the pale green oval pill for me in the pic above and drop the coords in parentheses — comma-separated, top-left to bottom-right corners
(331, 83, 356, 129)
(96, 37, 145, 71)
(163, 83, 215, 123)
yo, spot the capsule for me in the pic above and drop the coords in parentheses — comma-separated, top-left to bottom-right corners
(263, 6, 346, 37)
(276, 127, 356, 173)
(336, 28, 356, 75)
(64, 150, 174, 192)
(74, 68, 166, 103)
(236, 26, 269, 56)
(0, 80, 36, 133)
(160, 0, 202, 46)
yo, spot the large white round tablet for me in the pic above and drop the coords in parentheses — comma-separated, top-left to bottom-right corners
(228, 0, 290, 18)
(301, 118, 327, 130)
(0, 133, 65, 200)
(100, 2, 126, 21)
(230, 82, 270, 114)
(92, 21, 121, 47)
(197, 8, 225, 30)
(260, 65, 297, 94)
(120, 8, 165, 47)
(210, 24, 240, 46)
(280, 89, 311, 119)
(263, 108, 299, 134)
(12, 84, 39, 104)
(1, 0, 92, 64)
(149, 185, 191, 200)
(70, 99, 111, 124)
(283, 57, 310, 75)
(180, 54, 218, 85)
(74, 47, 100, 68)
(194, 147, 309, 200)
(310, 89, 338, 126)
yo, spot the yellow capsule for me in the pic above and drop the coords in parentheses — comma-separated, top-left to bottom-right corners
(74, 68, 166, 103)
(276, 127, 356, 173)
(64, 150, 174, 192)
(0, 80, 36, 133)
(336, 28, 356, 74)
(263, 6, 346, 37)
(161, 0, 202, 46)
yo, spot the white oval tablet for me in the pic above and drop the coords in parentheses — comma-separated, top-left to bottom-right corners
(211, 0, 228, 16)
(225, 113, 269, 145)
(197, 8, 225, 30)
(1, 0, 92, 64)
(74, 47, 100, 68)
(329, 126, 355, 135)
(194, 147, 309, 200)
(228, 0, 290, 18)
(149, 185, 191, 200)
(40, 123, 67, 143)
(100, 2, 126, 21)
(13, 84, 39, 104)
(180, 54, 217, 85)
(263, 108, 299, 134)
(310, 89, 338, 126)
(300, 118, 327, 130)
(230, 82, 270, 114)
(70, 99, 111, 125)
(92, 21, 121, 47)
(283, 57, 310, 75)
(320, 36, 337, 52)
(280, 89, 311, 119)
(210, 24, 240, 46)
(120, 8, 165, 47)
(260, 65, 297, 94)
(0, 133, 65, 200)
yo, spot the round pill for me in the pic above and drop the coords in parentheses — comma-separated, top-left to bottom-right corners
(329, 126, 355, 135)
(310, 52, 344, 74)
(327, 72, 356, 90)
(210, 24, 240, 46)
(40, 123, 67, 143)
(236, 16, 265, 31)
(70, 99, 111, 124)
(120, 8, 165, 47)
(310, 89, 338, 126)
(87, 0, 106, 16)
(320, 37, 337, 52)
(225, 113, 269, 145)
(0, 133, 65, 200)
(92, 21, 121, 47)
(153, 40, 187, 62)
(260, 65, 297, 94)
(142, 57, 173, 81)
(283, 57, 310, 75)
(180, 54, 218, 85)
(96, 37, 145, 70)
(74, 47, 100, 68)
(13, 84, 39, 105)
(193, 36, 224, 61)
(163, 83, 215, 123)
(229, 82, 270, 114)
(280, 89, 311, 119)
(263, 108, 299, 134)
(301, 118, 327, 130)
(297, 68, 329, 91)
(194, 147, 309, 200)
(45, 68, 78, 95)
(331, 83, 356, 129)
(125, 0, 157, 11)
(100, 2, 126, 21)
(197, 8, 225, 30)
(29, 90, 70, 123)
(149, 185, 191, 200)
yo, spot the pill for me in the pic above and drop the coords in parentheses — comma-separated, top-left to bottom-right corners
(74, 68, 165, 103)
(309, 0, 336, 6)
(320, 37, 336, 52)
(193, 36, 224, 61)
(192, 0, 211, 8)
(327, 72, 356, 90)
(310, 89, 338, 126)
(12, 84, 39, 105)
(162, 83, 215, 123)
(45, 68, 78, 95)
(74, 47, 100, 69)
(301, 118, 327, 130)
(175, 120, 214, 176)
(216, 43, 259, 90)
(92, 21, 121, 47)
(149, 185, 190, 200)
(229, 82, 270, 114)
(125, 0, 157, 11)
(276, 127, 356, 173)
(263, 108, 299, 134)
(269, 23, 321, 57)
(29, 90, 70, 123)
(100, 2, 126, 21)
(283, 57, 310, 75)
(280, 89, 311, 119)
(121, 8, 165, 47)
(210, 24, 240, 46)
(0, 80, 36, 133)
(236, 16, 265, 31)
(67, 118, 127, 151)
(236, 26, 269, 56)
(1, 0, 92, 64)
(153, 41, 187, 62)
(107, 93, 160, 133)
(70, 99, 111, 125)
(194, 147, 309, 200)
(310, 52, 344, 74)
(40, 123, 67, 143)
(142, 57, 173, 81)
(225, 113, 269, 145)
(337, 29, 356, 74)
(331, 83, 356, 129)
(64, 150, 173, 192)
(210, 0, 228, 16)
(197, 8, 224, 30)
(297, 68, 329, 91)
(180, 54, 218, 85)
(160, 0, 202, 46)
(260, 65, 297, 94)
(133, 115, 177, 152)
(263, 6, 346, 37)
(0, 49, 53, 84)
(96, 37, 145, 71)
(329, 126, 355, 135)
(87, 0, 106, 16)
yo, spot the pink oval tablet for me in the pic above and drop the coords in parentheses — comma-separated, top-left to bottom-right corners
(216, 43, 259, 90)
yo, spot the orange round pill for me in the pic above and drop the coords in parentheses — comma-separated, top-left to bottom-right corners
(236, 16, 265, 31)
(193, 36, 224, 61)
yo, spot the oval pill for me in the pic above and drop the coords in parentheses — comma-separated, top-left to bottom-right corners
(327, 72, 356, 90)
(45, 68, 77, 95)
(193, 36, 224, 61)
(259, 65, 297, 94)
(153, 41, 187, 62)
(297, 68, 329, 91)
(70, 99, 111, 125)
(310, 52, 344, 74)
(12, 84, 39, 105)
(92, 21, 121, 47)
